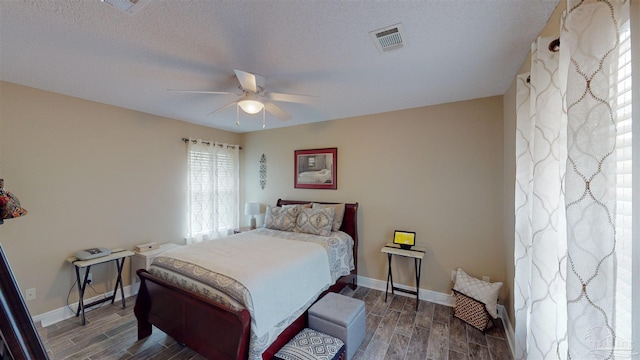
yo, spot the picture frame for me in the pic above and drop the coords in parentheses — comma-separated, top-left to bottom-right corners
(294, 148, 337, 189)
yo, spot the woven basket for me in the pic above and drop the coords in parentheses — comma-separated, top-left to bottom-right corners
(453, 289, 495, 332)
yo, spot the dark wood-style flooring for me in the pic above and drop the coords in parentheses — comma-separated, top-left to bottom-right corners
(38, 286, 513, 360)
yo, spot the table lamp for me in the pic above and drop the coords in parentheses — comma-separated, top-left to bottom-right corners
(0, 179, 49, 359)
(244, 202, 260, 230)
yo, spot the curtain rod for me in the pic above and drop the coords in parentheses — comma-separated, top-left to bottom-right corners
(548, 38, 560, 52)
(182, 138, 243, 150)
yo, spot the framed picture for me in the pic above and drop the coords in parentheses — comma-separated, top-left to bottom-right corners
(294, 148, 337, 189)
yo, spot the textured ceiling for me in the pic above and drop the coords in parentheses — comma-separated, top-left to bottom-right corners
(0, 0, 558, 133)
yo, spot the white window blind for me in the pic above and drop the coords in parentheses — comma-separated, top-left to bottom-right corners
(613, 20, 633, 354)
(187, 140, 239, 243)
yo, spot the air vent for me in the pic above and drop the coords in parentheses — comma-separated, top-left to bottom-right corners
(101, 0, 150, 15)
(370, 23, 406, 54)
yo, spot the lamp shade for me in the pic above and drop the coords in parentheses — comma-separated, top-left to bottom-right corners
(238, 99, 264, 115)
(244, 202, 261, 216)
(0, 179, 27, 224)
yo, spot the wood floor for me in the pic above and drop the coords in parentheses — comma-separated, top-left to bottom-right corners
(38, 286, 513, 360)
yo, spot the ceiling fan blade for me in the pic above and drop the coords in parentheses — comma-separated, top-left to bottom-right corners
(266, 92, 318, 104)
(264, 102, 291, 121)
(234, 69, 258, 93)
(206, 100, 237, 116)
(167, 89, 234, 95)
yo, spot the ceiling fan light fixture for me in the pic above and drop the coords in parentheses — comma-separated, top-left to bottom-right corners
(238, 99, 264, 115)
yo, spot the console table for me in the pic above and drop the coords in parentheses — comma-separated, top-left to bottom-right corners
(66, 248, 134, 325)
(381, 243, 426, 310)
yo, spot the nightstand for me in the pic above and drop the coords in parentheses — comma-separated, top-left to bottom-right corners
(131, 243, 181, 294)
(233, 226, 253, 234)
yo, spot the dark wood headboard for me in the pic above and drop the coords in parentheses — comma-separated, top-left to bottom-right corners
(276, 199, 359, 281)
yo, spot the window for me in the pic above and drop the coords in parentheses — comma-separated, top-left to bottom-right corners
(613, 20, 633, 355)
(187, 140, 239, 242)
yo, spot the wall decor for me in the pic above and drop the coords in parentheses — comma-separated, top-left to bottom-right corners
(294, 148, 337, 190)
(259, 154, 267, 190)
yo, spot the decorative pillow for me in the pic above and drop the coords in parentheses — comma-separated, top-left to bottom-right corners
(295, 207, 334, 236)
(274, 328, 344, 360)
(312, 203, 345, 232)
(264, 206, 299, 232)
(453, 268, 502, 318)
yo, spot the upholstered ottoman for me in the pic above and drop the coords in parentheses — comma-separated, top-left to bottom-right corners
(274, 328, 345, 360)
(308, 292, 366, 360)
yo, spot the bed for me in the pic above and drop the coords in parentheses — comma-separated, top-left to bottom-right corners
(298, 169, 332, 184)
(134, 199, 359, 360)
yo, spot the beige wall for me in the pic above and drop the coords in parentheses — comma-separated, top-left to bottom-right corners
(0, 81, 240, 315)
(241, 96, 505, 299)
(1, 81, 504, 318)
(502, 3, 564, 324)
(0, 0, 578, 328)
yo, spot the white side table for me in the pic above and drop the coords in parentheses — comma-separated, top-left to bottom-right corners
(381, 243, 426, 310)
(131, 243, 181, 294)
(67, 249, 135, 325)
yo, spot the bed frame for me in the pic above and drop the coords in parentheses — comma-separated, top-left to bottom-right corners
(134, 199, 359, 360)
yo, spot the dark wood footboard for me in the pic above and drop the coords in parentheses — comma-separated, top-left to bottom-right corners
(135, 269, 355, 360)
(134, 269, 251, 360)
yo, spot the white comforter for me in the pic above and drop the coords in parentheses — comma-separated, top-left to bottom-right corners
(152, 232, 332, 339)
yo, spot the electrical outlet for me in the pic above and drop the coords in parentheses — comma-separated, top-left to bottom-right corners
(87, 272, 93, 284)
(482, 276, 491, 282)
(451, 270, 456, 282)
(25, 288, 36, 301)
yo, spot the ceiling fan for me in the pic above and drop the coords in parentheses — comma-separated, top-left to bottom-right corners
(169, 69, 317, 126)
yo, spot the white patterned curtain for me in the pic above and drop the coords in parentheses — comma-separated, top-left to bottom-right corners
(515, 36, 568, 359)
(514, 1, 632, 358)
(187, 139, 239, 243)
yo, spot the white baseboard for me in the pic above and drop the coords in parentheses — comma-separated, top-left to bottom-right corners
(33, 285, 135, 327)
(357, 275, 455, 307)
(497, 303, 516, 357)
(357, 275, 516, 358)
